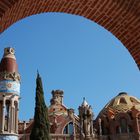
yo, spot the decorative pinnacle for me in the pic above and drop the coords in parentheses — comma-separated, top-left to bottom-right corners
(82, 97, 89, 107)
(3, 47, 16, 60)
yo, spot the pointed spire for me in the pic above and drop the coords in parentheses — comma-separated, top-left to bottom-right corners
(3, 47, 16, 59)
(82, 97, 89, 107)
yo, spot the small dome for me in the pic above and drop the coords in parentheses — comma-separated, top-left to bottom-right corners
(117, 92, 128, 96)
(97, 92, 140, 117)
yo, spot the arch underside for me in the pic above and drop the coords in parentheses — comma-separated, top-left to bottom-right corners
(0, 0, 140, 69)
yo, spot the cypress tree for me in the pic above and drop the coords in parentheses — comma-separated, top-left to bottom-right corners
(30, 72, 51, 140)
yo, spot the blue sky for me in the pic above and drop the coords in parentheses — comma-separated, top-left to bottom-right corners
(0, 13, 140, 121)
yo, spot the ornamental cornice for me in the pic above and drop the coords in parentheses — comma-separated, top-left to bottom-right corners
(0, 71, 20, 82)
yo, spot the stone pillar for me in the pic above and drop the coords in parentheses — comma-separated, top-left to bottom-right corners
(136, 117, 140, 133)
(73, 120, 76, 140)
(90, 117, 94, 137)
(15, 102, 19, 134)
(119, 126, 121, 134)
(12, 103, 15, 133)
(9, 104, 12, 133)
(9, 99, 13, 133)
(98, 118, 102, 136)
(78, 98, 95, 140)
(8, 101, 11, 132)
(21, 121, 27, 140)
(2, 97, 5, 133)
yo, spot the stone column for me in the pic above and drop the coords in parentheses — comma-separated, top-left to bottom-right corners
(136, 117, 140, 133)
(80, 118, 83, 140)
(98, 118, 102, 136)
(9, 103, 12, 133)
(12, 105, 15, 132)
(23, 121, 27, 140)
(2, 97, 5, 133)
(119, 126, 121, 134)
(15, 102, 19, 134)
(11, 100, 15, 132)
(73, 119, 76, 140)
(8, 100, 11, 133)
(98, 118, 102, 140)
(90, 118, 94, 137)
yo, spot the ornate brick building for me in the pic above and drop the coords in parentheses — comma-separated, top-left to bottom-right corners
(19, 90, 80, 140)
(0, 48, 139, 140)
(96, 92, 140, 140)
(18, 91, 140, 140)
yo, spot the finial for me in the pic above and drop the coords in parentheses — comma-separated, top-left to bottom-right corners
(3, 47, 16, 59)
(118, 92, 128, 96)
(82, 97, 88, 107)
(83, 97, 86, 101)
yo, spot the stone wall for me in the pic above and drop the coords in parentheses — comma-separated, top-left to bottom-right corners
(19, 133, 140, 140)
(98, 133, 139, 140)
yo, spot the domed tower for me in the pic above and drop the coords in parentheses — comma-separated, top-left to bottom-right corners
(96, 92, 140, 140)
(78, 98, 94, 140)
(0, 47, 20, 140)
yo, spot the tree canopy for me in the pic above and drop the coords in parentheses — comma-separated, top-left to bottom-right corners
(30, 73, 51, 140)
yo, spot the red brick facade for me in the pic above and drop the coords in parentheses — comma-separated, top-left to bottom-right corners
(96, 92, 140, 140)
(0, 0, 140, 69)
(19, 91, 140, 140)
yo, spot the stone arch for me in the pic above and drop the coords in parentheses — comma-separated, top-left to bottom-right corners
(115, 113, 132, 124)
(0, 0, 140, 68)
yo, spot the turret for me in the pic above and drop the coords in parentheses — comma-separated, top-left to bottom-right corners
(0, 47, 20, 140)
(50, 90, 64, 105)
(78, 98, 94, 140)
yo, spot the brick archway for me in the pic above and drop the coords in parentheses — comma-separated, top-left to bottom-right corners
(0, 0, 140, 68)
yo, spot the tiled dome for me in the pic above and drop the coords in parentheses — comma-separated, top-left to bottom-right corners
(98, 92, 140, 117)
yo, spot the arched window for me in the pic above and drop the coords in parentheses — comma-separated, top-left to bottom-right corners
(119, 98, 127, 104)
(4, 100, 10, 131)
(63, 122, 74, 135)
(120, 118, 127, 133)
